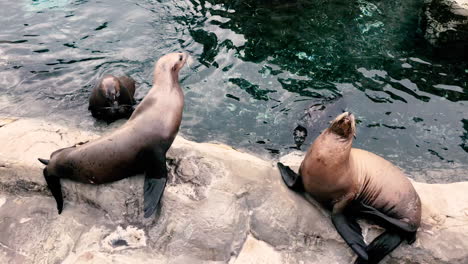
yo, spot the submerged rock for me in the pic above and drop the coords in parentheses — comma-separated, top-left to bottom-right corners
(0, 117, 467, 263)
(422, 0, 468, 58)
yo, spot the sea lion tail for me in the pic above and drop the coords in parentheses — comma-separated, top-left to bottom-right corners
(277, 162, 305, 192)
(38, 158, 49, 165)
(42, 168, 64, 214)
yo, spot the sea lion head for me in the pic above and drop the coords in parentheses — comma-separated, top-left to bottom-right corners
(155, 52, 189, 75)
(328, 112, 356, 139)
(293, 125, 308, 149)
(100, 76, 121, 106)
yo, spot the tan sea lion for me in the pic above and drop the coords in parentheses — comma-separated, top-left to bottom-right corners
(88, 75, 137, 122)
(38, 52, 188, 218)
(278, 112, 421, 264)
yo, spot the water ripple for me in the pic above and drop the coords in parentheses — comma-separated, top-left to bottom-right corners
(0, 0, 466, 182)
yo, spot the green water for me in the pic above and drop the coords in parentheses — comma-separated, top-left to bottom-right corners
(0, 0, 466, 182)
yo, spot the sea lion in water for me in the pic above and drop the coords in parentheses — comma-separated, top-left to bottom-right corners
(293, 125, 307, 149)
(38, 52, 188, 218)
(88, 75, 137, 122)
(278, 112, 421, 264)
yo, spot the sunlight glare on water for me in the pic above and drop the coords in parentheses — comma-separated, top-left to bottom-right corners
(0, 0, 466, 182)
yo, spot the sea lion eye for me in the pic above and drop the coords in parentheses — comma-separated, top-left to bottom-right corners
(179, 55, 183, 61)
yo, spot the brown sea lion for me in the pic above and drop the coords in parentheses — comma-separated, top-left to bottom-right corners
(278, 112, 421, 264)
(88, 75, 137, 122)
(38, 52, 188, 218)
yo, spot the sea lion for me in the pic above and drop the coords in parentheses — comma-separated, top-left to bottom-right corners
(278, 112, 421, 264)
(88, 75, 137, 122)
(38, 52, 188, 218)
(293, 125, 307, 149)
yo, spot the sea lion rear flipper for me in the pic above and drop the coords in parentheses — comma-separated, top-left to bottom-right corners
(43, 169, 63, 214)
(277, 162, 305, 192)
(38, 158, 49, 165)
(357, 202, 418, 233)
(331, 212, 368, 261)
(354, 231, 403, 264)
(143, 153, 168, 218)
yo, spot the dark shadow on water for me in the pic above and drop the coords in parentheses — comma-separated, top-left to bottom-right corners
(174, 0, 468, 182)
(461, 119, 468, 153)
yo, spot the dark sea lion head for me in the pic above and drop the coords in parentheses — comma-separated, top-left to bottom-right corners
(100, 76, 121, 105)
(328, 112, 356, 140)
(293, 125, 308, 149)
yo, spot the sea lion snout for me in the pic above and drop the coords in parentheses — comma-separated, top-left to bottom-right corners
(340, 111, 354, 120)
(345, 111, 354, 119)
(329, 112, 356, 138)
(175, 52, 189, 69)
(101, 77, 120, 104)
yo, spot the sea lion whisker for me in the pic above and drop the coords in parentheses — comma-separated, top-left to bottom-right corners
(185, 55, 196, 71)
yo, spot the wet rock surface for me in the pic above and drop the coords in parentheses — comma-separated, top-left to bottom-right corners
(422, 0, 468, 57)
(0, 117, 467, 263)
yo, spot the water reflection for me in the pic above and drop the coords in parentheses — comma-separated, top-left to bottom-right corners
(174, 0, 468, 181)
(0, 0, 466, 182)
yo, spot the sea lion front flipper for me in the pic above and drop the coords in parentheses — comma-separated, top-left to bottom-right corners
(331, 212, 368, 261)
(277, 162, 305, 192)
(354, 231, 403, 264)
(143, 177, 167, 218)
(143, 153, 168, 218)
(43, 168, 63, 214)
(116, 104, 135, 118)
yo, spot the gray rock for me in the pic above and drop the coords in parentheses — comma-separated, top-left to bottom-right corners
(422, 0, 468, 57)
(0, 117, 467, 263)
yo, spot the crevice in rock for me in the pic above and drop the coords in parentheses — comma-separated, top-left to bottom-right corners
(0, 241, 33, 261)
(0, 180, 49, 196)
(23, 141, 61, 152)
(226, 188, 254, 263)
(12, 128, 67, 141)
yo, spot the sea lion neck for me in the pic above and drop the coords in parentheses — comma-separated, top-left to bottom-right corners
(310, 128, 354, 169)
(152, 65, 182, 92)
(325, 129, 354, 147)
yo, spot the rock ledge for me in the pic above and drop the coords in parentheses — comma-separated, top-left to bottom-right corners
(0, 117, 467, 264)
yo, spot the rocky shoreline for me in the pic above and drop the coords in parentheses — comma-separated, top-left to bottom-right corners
(0, 117, 467, 263)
